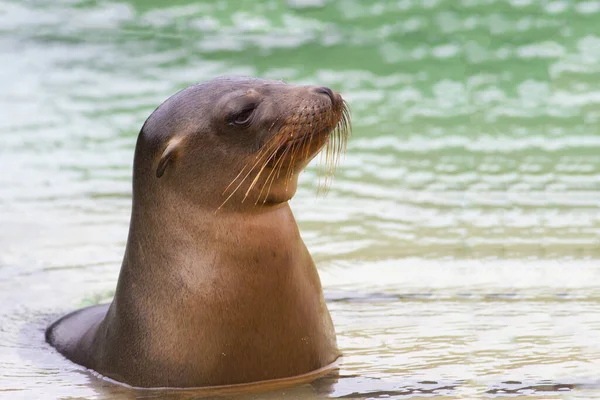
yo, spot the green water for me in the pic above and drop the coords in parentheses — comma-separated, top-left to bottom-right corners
(1, 0, 599, 399)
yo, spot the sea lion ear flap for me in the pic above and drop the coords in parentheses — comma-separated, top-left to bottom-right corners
(156, 137, 183, 178)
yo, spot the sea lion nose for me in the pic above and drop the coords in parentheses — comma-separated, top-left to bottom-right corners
(314, 86, 336, 105)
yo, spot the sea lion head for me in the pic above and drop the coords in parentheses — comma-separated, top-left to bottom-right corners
(135, 76, 350, 211)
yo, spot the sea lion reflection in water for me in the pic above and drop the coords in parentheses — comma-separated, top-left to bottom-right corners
(46, 76, 351, 390)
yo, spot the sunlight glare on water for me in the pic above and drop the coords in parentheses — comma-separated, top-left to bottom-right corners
(1, 0, 600, 399)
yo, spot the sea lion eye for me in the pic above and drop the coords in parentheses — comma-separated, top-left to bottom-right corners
(231, 105, 256, 126)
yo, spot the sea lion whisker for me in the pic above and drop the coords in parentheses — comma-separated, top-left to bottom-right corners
(287, 108, 306, 171)
(284, 118, 312, 190)
(222, 164, 249, 196)
(303, 107, 321, 162)
(258, 144, 290, 205)
(219, 138, 281, 209)
(251, 122, 297, 204)
(320, 109, 338, 195)
(242, 144, 282, 202)
(282, 117, 303, 189)
(318, 102, 350, 196)
(224, 140, 275, 195)
(274, 143, 292, 193)
(257, 126, 297, 205)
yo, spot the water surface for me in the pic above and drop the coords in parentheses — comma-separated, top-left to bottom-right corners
(1, 0, 600, 399)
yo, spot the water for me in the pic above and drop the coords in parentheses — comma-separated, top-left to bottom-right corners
(1, 0, 600, 398)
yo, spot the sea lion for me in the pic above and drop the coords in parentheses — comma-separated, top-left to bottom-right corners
(46, 76, 350, 389)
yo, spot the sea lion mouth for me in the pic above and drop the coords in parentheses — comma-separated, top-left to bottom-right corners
(219, 96, 351, 208)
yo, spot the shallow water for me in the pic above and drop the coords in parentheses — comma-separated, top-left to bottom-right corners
(1, 0, 600, 399)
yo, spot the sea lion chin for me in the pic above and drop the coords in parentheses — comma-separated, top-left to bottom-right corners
(45, 76, 350, 390)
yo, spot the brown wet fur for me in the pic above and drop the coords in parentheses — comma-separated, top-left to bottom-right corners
(45, 76, 350, 389)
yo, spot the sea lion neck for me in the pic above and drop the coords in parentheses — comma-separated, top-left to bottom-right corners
(120, 196, 302, 275)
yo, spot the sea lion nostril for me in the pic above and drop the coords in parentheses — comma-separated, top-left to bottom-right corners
(315, 86, 335, 104)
